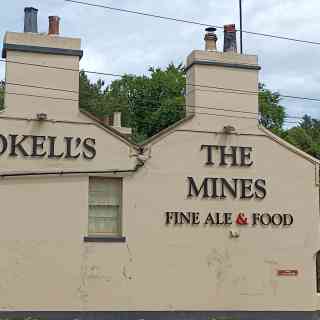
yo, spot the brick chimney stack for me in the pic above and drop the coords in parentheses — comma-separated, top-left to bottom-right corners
(48, 16, 60, 35)
(223, 24, 237, 53)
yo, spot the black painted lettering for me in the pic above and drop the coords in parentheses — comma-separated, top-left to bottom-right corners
(187, 177, 209, 198)
(252, 213, 260, 226)
(64, 137, 80, 159)
(271, 214, 283, 226)
(83, 138, 96, 160)
(48, 136, 64, 158)
(200, 144, 214, 165)
(191, 212, 200, 225)
(210, 178, 219, 198)
(240, 147, 253, 167)
(240, 179, 254, 199)
(224, 212, 232, 225)
(31, 136, 47, 157)
(204, 213, 215, 225)
(174, 212, 182, 225)
(218, 145, 238, 166)
(260, 213, 271, 225)
(255, 179, 267, 199)
(216, 212, 225, 225)
(165, 212, 174, 225)
(0, 135, 8, 155)
(220, 178, 238, 199)
(9, 134, 29, 157)
(180, 212, 191, 224)
(283, 214, 293, 226)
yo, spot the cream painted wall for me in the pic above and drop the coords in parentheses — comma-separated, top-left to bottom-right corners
(0, 118, 137, 173)
(122, 128, 319, 311)
(0, 29, 319, 312)
(0, 125, 318, 311)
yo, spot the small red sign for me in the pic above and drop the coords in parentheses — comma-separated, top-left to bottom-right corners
(277, 270, 298, 276)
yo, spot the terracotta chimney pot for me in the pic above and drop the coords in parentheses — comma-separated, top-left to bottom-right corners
(48, 16, 60, 35)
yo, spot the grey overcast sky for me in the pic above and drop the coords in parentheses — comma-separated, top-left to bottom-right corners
(1, 0, 320, 122)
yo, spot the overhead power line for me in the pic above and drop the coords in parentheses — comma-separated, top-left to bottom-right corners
(194, 111, 299, 125)
(0, 58, 122, 77)
(65, 0, 320, 46)
(0, 99, 300, 124)
(5, 91, 78, 102)
(6, 81, 78, 94)
(1, 59, 320, 103)
(187, 83, 320, 103)
(1, 88, 306, 122)
(0, 81, 313, 120)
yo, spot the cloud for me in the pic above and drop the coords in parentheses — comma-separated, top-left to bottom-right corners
(0, 0, 319, 120)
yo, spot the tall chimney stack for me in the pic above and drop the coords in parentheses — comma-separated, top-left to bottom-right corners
(24, 7, 38, 33)
(204, 27, 217, 51)
(3, 9, 83, 120)
(223, 24, 237, 53)
(185, 26, 260, 131)
(48, 16, 60, 35)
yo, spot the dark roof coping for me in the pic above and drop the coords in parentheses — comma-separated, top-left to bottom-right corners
(185, 59, 261, 72)
(2, 43, 83, 59)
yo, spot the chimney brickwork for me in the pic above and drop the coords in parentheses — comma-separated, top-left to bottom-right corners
(48, 16, 60, 35)
(223, 24, 237, 53)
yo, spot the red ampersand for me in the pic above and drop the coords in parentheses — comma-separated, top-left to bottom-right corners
(236, 213, 248, 225)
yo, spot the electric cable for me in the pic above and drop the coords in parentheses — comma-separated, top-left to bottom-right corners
(5, 81, 79, 93)
(0, 80, 314, 120)
(0, 95, 305, 124)
(5, 91, 79, 102)
(64, 0, 320, 46)
(1, 59, 320, 103)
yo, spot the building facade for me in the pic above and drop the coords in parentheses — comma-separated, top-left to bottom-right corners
(0, 8, 320, 320)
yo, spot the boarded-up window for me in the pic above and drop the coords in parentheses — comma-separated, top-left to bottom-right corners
(88, 178, 122, 237)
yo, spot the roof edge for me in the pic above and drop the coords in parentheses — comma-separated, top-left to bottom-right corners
(2, 43, 83, 59)
(185, 60, 261, 72)
(259, 125, 320, 165)
(140, 114, 195, 147)
(80, 110, 139, 149)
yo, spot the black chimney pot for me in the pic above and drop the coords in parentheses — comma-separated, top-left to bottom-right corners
(205, 27, 216, 32)
(24, 7, 38, 33)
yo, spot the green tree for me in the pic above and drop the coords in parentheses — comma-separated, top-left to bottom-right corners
(79, 71, 106, 118)
(79, 69, 287, 143)
(258, 83, 286, 135)
(102, 63, 186, 142)
(0, 80, 4, 110)
(284, 115, 320, 159)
